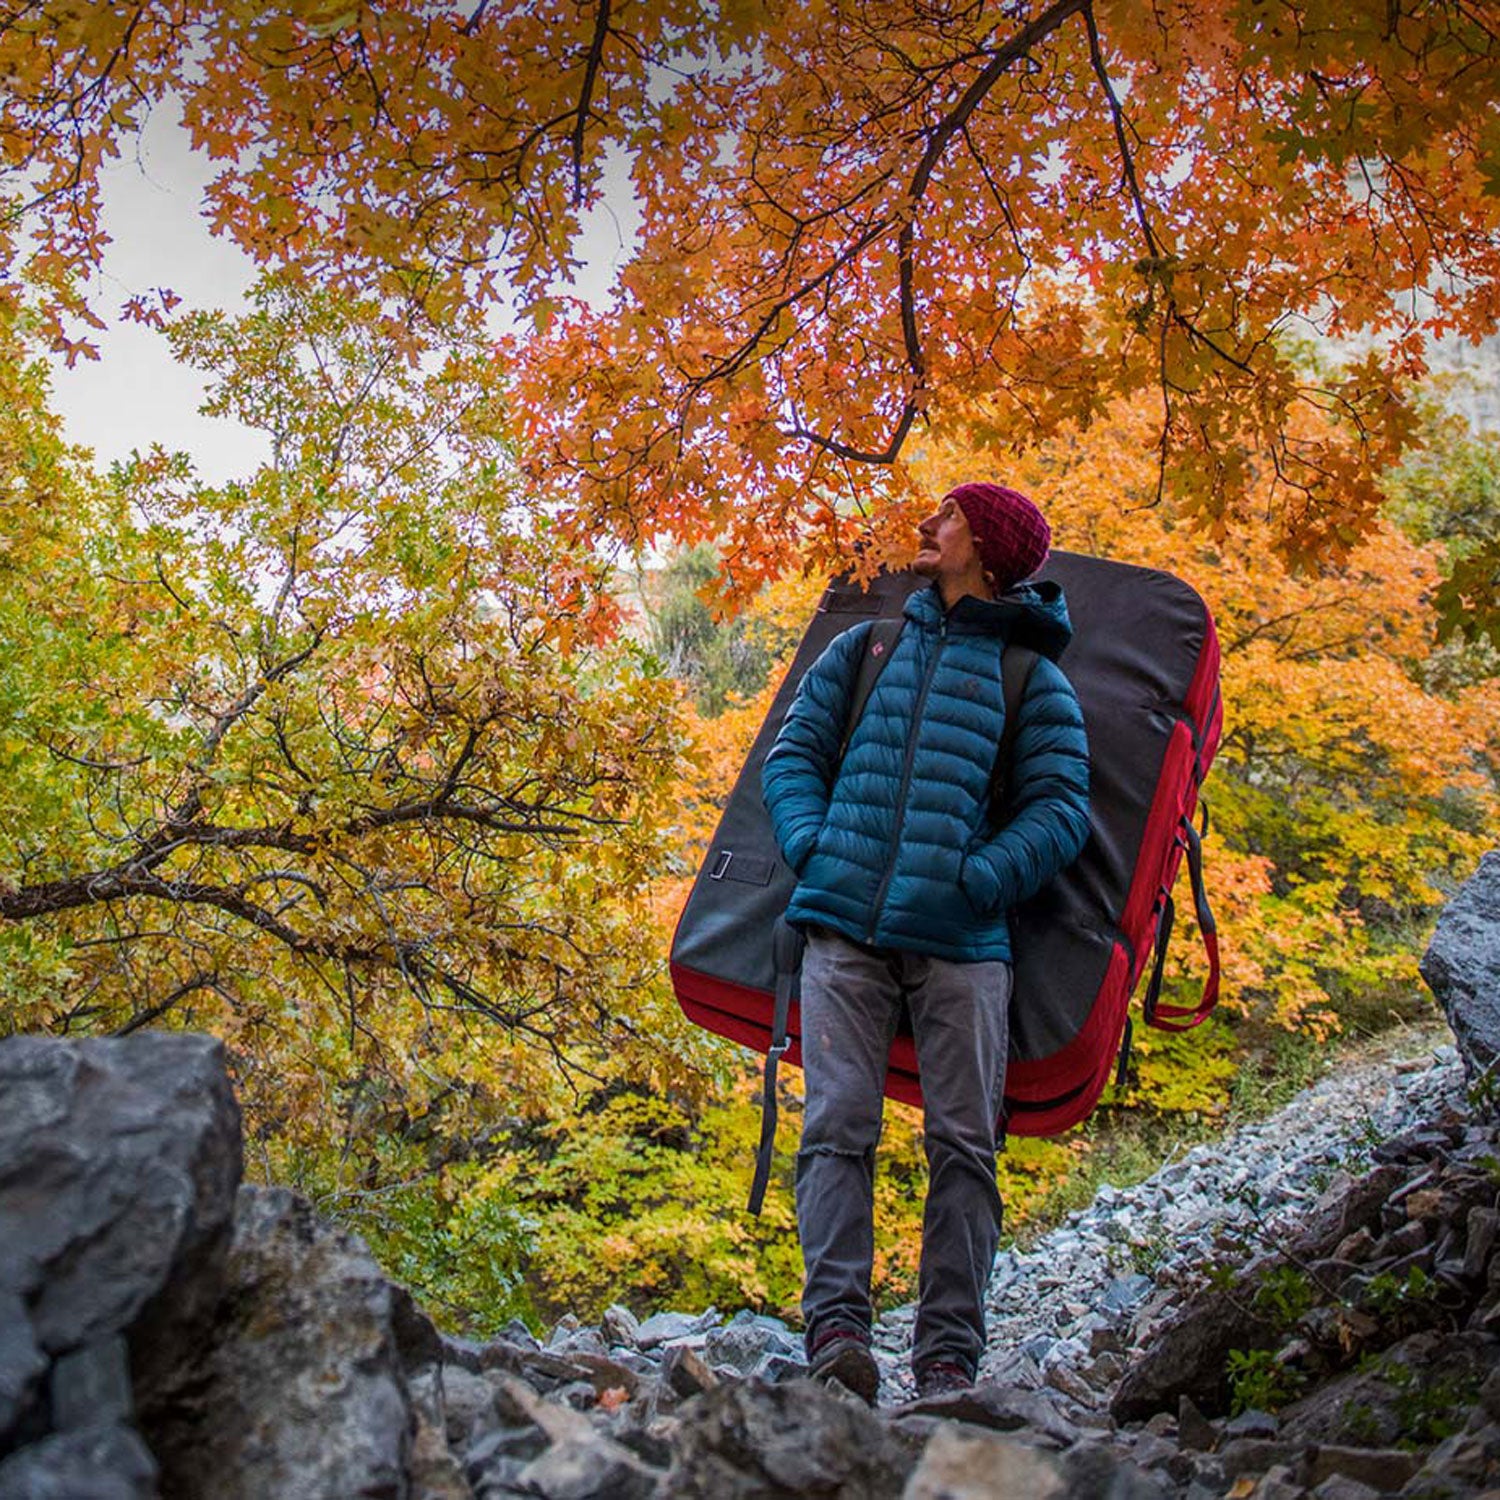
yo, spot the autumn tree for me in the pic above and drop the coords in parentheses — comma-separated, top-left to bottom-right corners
(0, 278, 706, 1182)
(637, 543, 779, 715)
(4, 1, 1498, 591)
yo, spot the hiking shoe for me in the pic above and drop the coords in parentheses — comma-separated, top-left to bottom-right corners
(914, 1359, 974, 1398)
(808, 1328, 880, 1404)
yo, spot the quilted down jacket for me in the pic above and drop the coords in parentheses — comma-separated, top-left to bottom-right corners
(761, 581, 1090, 964)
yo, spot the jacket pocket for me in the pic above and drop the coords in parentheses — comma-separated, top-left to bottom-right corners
(959, 847, 1001, 917)
(790, 818, 832, 876)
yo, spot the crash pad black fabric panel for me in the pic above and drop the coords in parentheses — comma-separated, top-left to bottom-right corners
(671, 571, 910, 996)
(1007, 552, 1210, 1061)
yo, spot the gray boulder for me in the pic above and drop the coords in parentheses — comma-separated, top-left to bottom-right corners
(144, 1185, 410, 1499)
(1421, 850, 1500, 1095)
(662, 1378, 912, 1497)
(0, 1033, 241, 1455)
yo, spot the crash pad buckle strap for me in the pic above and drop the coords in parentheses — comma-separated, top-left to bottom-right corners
(748, 917, 806, 1215)
(1115, 1015, 1134, 1090)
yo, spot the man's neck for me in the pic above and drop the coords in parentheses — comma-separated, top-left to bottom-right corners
(939, 572, 993, 611)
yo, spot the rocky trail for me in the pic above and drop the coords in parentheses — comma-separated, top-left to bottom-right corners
(3, 1027, 1495, 1500)
(5, 858, 1500, 1498)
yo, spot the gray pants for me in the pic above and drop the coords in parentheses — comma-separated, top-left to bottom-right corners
(796, 926, 1011, 1374)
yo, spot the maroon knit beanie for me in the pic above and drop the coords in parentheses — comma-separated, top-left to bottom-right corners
(944, 482, 1051, 590)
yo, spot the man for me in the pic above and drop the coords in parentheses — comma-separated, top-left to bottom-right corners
(761, 482, 1090, 1402)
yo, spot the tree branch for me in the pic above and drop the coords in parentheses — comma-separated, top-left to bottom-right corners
(572, 0, 611, 206)
(704, 0, 1091, 466)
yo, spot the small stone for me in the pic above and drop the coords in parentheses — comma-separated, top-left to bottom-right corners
(900, 1383, 1082, 1449)
(601, 1304, 640, 1349)
(1308, 1477, 1380, 1500)
(1084, 1351, 1126, 1387)
(1102, 1273, 1156, 1313)
(1383, 1220, 1430, 1256)
(546, 1315, 581, 1347)
(982, 1350, 1043, 1391)
(661, 1343, 719, 1399)
(1246, 1463, 1306, 1500)
(1061, 1442, 1174, 1498)
(1333, 1227, 1377, 1263)
(704, 1319, 798, 1375)
(1044, 1360, 1096, 1404)
(1223, 1409, 1281, 1440)
(1435, 1256, 1469, 1289)
(503, 1347, 593, 1395)
(1467, 1208, 1500, 1280)
(902, 1423, 1068, 1500)
(1402, 1426, 1500, 1491)
(1178, 1393, 1219, 1452)
(1216, 1438, 1304, 1480)
(1306, 1445, 1419, 1490)
(1375, 1130, 1452, 1164)
(1089, 1323, 1127, 1357)
(1128, 1432, 1178, 1471)
(479, 1337, 544, 1377)
(1404, 1187, 1447, 1220)
(551, 1326, 608, 1359)
(515, 1432, 659, 1500)
(465, 1423, 541, 1491)
(634, 1309, 717, 1350)
(554, 1379, 600, 1411)
(667, 1378, 911, 1496)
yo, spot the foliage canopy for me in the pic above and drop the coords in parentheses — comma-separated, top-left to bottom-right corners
(4, 1, 1499, 587)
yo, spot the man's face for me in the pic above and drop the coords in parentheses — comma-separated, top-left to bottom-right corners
(912, 495, 981, 581)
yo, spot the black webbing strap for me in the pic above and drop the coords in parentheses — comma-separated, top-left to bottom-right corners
(748, 917, 806, 1214)
(1184, 816, 1216, 938)
(1149, 813, 1221, 1030)
(1141, 891, 1176, 1027)
(1115, 1016, 1134, 1090)
(990, 647, 1038, 818)
(838, 618, 904, 763)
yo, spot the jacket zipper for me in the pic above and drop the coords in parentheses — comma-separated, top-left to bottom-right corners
(866, 616, 946, 943)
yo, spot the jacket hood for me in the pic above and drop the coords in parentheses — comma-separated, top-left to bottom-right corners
(904, 580, 1073, 661)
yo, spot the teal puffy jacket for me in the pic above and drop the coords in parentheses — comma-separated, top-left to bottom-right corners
(761, 581, 1090, 963)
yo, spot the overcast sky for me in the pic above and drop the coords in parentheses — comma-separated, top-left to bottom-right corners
(45, 103, 640, 486)
(46, 106, 265, 484)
